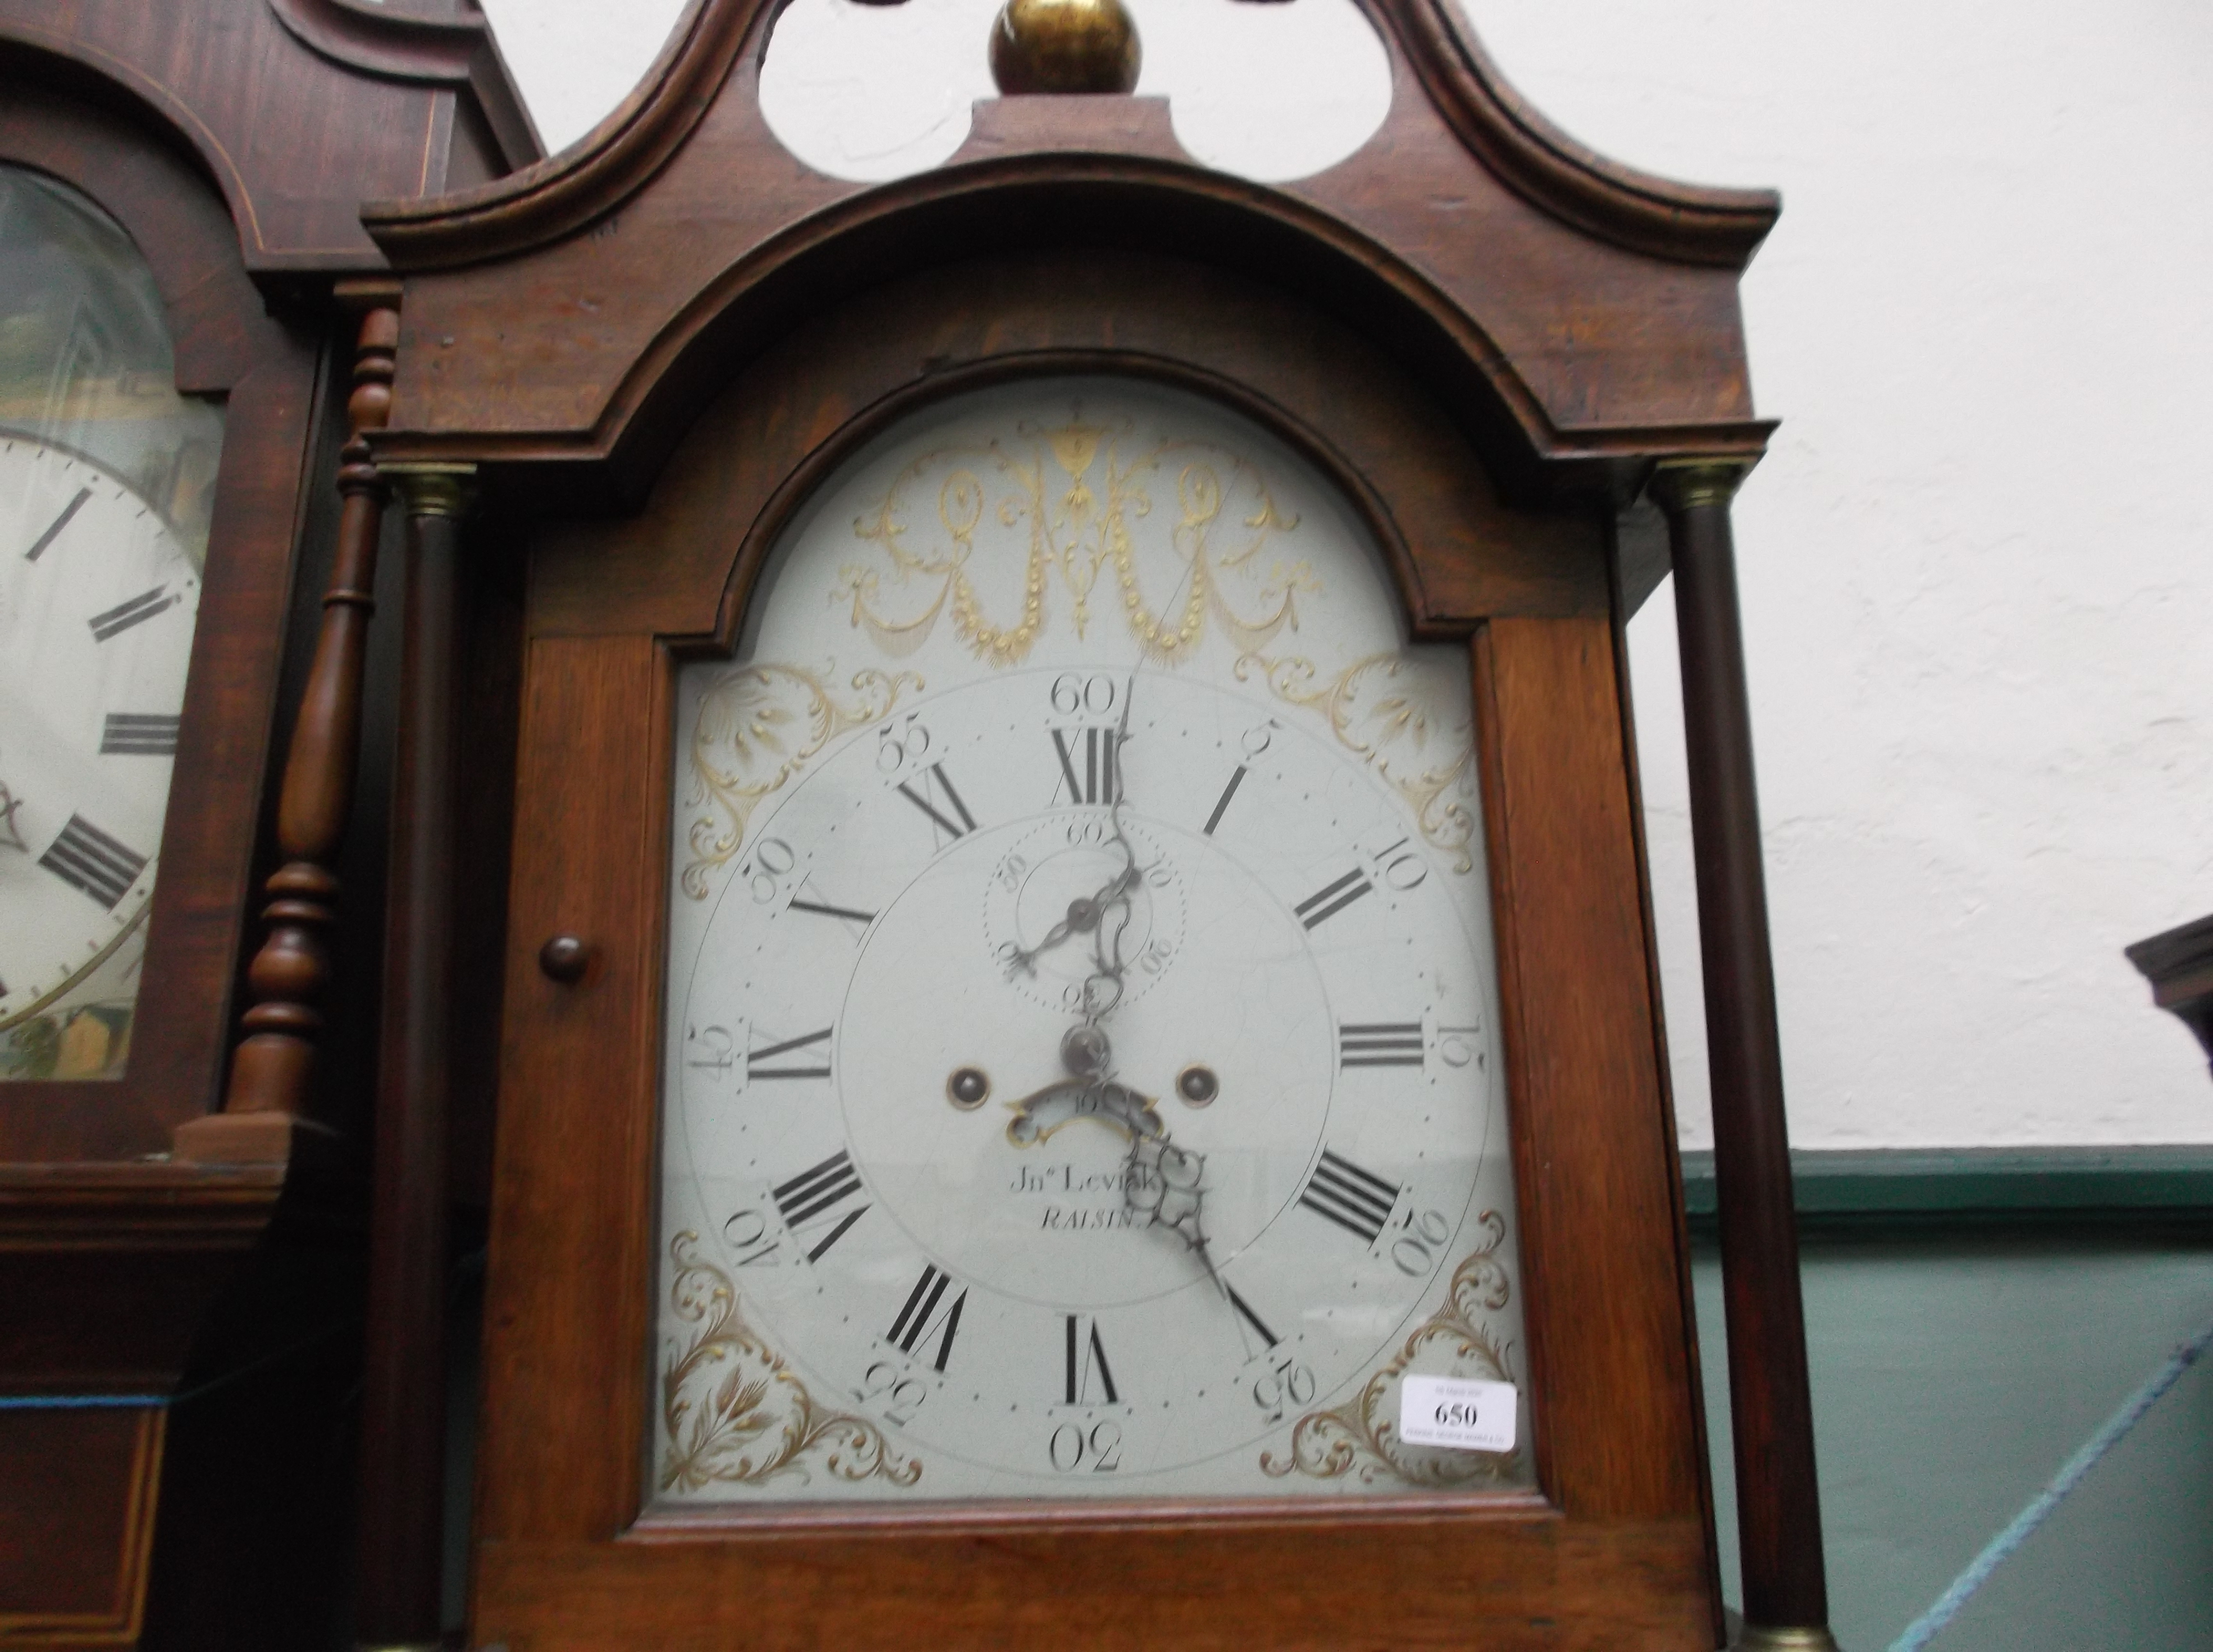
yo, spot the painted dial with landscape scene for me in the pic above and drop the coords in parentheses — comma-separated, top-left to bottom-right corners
(657, 379, 1530, 1503)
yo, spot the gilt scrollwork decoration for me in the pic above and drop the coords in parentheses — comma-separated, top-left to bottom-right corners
(838, 417, 1315, 667)
(660, 1231, 921, 1494)
(1236, 651, 1478, 874)
(1260, 1210, 1522, 1488)
(681, 663, 921, 899)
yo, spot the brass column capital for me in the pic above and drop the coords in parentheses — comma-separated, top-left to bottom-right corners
(1649, 455, 1758, 515)
(383, 462, 477, 520)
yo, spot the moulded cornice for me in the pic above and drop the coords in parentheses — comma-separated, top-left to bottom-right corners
(265, 0, 544, 169)
(362, 0, 1775, 273)
(1391, 0, 1777, 268)
(363, 0, 757, 268)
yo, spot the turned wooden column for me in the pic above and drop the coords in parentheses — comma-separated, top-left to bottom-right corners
(1651, 460, 1837, 1652)
(354, 465, 473, 1652)
(178, 294, 401, 1165)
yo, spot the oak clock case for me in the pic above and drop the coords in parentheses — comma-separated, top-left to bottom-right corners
(657, 378, 1530, 1505)
(0, 165, 222, 1084)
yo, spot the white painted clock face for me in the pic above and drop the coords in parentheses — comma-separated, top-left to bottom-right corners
(656, 379, 1531, 1503)
(0, 435, 196, 1059)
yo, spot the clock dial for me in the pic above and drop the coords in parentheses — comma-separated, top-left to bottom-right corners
(0, 165, 225, 1083)
(0, 436, 200, 1074)
(657, 379, 1529, 1503)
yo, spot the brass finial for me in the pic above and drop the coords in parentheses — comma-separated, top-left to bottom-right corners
(989, 0, 1142, 95)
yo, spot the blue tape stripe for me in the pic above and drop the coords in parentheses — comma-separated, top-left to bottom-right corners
(1888, 1312, 2213, 1652)
(0, 1393, 167, 1410)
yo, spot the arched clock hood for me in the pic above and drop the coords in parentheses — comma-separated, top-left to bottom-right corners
(358, 0, 1778, 510)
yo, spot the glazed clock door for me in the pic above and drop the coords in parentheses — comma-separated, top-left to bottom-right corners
(0, 165, 224, 1083)
(655, 377, 1531, 1506)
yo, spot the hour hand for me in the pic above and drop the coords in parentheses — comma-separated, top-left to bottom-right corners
(1125, 1132, 1209, 1257)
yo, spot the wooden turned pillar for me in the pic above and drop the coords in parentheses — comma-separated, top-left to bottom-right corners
(354, 465, 473, 1652)
(178, 295, 401, 1165)
(1651, 460, 1838, 1652)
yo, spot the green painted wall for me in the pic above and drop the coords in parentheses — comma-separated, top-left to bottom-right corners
(1692, 1231, 2213, 1649)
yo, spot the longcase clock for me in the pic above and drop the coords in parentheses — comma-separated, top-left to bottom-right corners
(0, 3, 536, 1643)
(355, 0, 1817, 1644)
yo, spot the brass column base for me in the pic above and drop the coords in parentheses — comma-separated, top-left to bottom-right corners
(1734, 1627, 1844, 1652)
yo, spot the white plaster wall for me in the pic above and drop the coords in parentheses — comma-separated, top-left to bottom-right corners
(477, 0, 2213, 1149)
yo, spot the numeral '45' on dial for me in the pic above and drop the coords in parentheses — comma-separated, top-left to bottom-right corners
(888, 1264, 967, 1372)
(1298, 1149, 1402, 1245)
